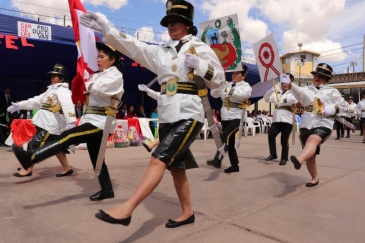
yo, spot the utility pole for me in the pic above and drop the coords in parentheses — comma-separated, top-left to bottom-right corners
(363, 34, 365, 72)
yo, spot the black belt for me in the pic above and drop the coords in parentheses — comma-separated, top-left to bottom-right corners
(223, 101, 247, 109)
(85, 106, 107, 116)
(275, 106, 293, 112)
(161, 82, 198, 95)
(40, 104, 63, 114)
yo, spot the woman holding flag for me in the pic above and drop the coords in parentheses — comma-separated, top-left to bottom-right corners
(80, 0, 224, 227)
(263, 73, 297, 166)
(13, 43, 125, 201)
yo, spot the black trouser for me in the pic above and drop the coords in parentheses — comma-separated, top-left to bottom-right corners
(345, 117, 354, 137)
(221, 119, 240, 167)
(360, 118, 365, 135)
(32, 123, 113, 191)
(268, 122, 293, 161)
(335, 118, 344, 138)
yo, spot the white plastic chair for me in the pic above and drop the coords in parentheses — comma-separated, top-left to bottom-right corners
(199, 119, 210, 140)
(260, 117, 271, 133)
(244, 117, 256, 136)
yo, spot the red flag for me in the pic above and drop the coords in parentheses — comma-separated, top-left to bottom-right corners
(68, 0, 98, 103)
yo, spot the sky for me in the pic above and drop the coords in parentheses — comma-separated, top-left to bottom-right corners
(1, 0, 364, 74)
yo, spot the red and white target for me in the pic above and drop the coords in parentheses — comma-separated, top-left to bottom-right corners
(253, 34, 283, 83)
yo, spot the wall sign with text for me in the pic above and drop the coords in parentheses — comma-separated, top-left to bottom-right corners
(17, 21, 52, 40)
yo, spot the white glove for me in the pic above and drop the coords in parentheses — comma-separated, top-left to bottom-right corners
(138, 84, 151, 93)
(65, 122, 76, 130)
(280, 74, 291, 84)
(80, 11, 110, 36)
(322, 106, 332, 117)
(7, 102, 21, 113)
(185, 53, 200, 69)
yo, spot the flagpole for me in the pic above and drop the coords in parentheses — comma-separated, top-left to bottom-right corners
(272, 79, 280, 103)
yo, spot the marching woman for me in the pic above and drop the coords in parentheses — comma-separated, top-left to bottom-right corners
(8, 64, 75, 177)
(344, 96, 357, 138)
(207, 63, 252, 173)
(13, 43, 124, 201)
(281, 63, 346, 187)
(80, 0, 224, 227)
(263, 73, 297, 165)
(355, 91, 365, 143)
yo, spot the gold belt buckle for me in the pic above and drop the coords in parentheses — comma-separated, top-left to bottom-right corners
(313, 98, 324, 114)
(166, 77, 178, 96)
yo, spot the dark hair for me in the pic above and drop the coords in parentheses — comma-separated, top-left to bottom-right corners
(98, 46, 124, 72)
(182, 19, 198, 36)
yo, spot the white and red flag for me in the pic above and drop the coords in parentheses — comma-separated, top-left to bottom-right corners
(253, 33, 282, 82)
(68, 0, 98, 103)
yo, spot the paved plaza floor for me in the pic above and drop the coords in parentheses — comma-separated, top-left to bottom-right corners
(1, 131, 364, 243)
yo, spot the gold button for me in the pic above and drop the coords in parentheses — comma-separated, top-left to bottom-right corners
(172, 56, 178, 60)
(172, 65, 177, 72)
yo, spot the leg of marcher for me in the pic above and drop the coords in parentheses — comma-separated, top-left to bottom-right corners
(105, 156, 166, 219)
(292, 135, 322, 169)
(55, 152, 72, 174)
(266, 123, 280, 160)
(14, 163, 35, 177)
(170, 168, 193, 221)
(305, 154, 319, 184)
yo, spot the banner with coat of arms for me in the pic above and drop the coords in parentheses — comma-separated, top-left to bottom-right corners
(199, 14, 242, 72)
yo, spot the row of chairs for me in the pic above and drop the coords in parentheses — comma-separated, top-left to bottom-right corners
(199, 116, 274, 140)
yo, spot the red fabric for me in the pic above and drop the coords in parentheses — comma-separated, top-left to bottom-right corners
(10, 119, 37, 146)
(127, 118, 141, 135)
(68, 0, 96, 103)
(75, 118, 81, 126)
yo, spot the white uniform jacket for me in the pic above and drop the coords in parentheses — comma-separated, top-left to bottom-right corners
(290, 83, 347, 130)
(80, 66, 124, 131)
(104, 28, 224, 123)
(355, 99, 365, 118)
(345, 102, 357, 118)
(17, 83, 76, 135)
(211, 81, 252, 121)
(263, 88, 297, 124)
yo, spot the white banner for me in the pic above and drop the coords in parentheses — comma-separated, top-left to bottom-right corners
(199, 14, 242, 72)
(17, 21, 52, 40)
(253, 34, 282, 82)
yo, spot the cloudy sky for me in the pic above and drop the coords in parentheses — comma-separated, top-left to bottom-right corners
(1, 0, 364, 73)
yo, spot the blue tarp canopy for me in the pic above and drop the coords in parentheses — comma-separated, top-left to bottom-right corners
(0, 13, 264, 112)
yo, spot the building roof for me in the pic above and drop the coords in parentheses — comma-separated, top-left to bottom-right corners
(280, 50, 321, 59)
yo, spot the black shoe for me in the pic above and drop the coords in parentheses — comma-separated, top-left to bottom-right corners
(306, 180, 319, 187)
(290, 155, 301, 170)
(224, 166, 239, 173)
(359, 134, 363, 136)
(56, 169, 73, 177)
(13, 171, 32, 177)
(341, 134, 344, 138)
(89, 190, 115, 201)
(335, 137, 340, 140)
(165, 214, 195, 228)
(142, 142, 152, 153)
(95, 210, 131, 226)
(279, 160, 287, 165)
(265, 155, 277, 161)
(207, 158, 221, 169)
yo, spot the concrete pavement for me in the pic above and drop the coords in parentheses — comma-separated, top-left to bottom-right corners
(0, 131, 364, 243)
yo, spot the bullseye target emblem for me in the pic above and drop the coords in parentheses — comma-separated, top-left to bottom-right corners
(258, 42, 280, 82)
